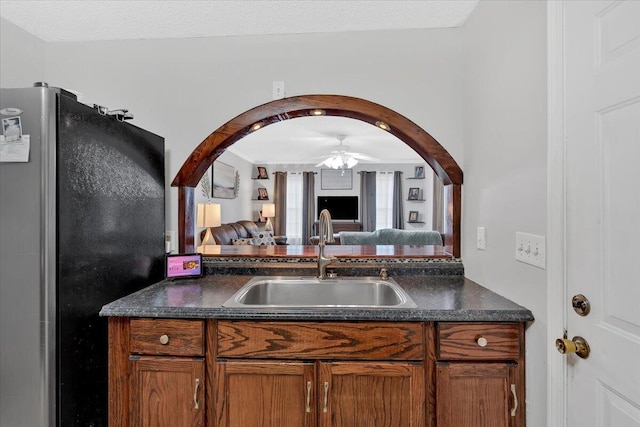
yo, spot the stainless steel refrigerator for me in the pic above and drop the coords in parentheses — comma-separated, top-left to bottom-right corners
(0, 84, 166, 427)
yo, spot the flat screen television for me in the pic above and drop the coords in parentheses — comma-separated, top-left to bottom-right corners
(317, 196, 359, 220)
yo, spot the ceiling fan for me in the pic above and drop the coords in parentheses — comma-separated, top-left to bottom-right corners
(313, 135, 379, 170)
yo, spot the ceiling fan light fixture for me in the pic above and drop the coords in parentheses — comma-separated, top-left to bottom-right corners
(321, 154, 358, 169)
(313, 134, 377, 170)
(345, 156, 358, 168)
(329, 156, 342, 169)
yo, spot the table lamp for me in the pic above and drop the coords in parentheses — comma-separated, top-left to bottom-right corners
(196, 202, 221, 253)
(262, 203, 275, 232)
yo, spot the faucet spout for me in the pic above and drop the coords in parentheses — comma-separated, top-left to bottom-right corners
(317, 209, 336, 279)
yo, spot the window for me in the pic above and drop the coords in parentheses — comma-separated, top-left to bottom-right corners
(376, 172, 394, 230)
(286, 173, 303, 244)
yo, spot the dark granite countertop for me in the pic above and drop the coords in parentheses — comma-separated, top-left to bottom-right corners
(100, 275, 534, 322)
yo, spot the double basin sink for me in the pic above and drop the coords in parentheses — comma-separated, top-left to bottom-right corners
(222, 276, 417, 309)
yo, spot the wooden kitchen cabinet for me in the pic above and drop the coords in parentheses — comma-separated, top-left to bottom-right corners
(434, 322, 525, 427)
(436, 362, 517, 427)
(108, 317, 206, 427)
(216, 321, 425, 427)
(215, 360, 315, 427)
(130, 356, 205, 427)
(215, 360, 423, 427)
(108, 318, 526, 427)
(319, 361, 425, 427)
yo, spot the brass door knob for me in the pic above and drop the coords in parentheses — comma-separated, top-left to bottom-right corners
(555, 336, 590, 359)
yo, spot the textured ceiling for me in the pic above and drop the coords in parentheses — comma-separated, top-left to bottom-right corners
(0, 0, 479, 42)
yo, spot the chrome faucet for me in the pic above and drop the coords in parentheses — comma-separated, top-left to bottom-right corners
(317, 209, 336, 279)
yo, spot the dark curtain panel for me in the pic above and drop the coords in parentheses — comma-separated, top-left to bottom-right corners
(392, 171, 404, 229)
(432, 171, 444, 232)
(360, 171, 377, 231)
(274, 171, 287, 236)
(302, 172, 315, 244)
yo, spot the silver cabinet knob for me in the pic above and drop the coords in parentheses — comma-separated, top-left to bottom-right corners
(159, 334, 169, 345)
(476, 336, 488, 347)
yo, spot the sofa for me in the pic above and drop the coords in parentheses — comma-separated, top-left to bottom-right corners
(331, 228, 443, 246)
(203, 220, 261, 245)
(198, 220, 280, 246)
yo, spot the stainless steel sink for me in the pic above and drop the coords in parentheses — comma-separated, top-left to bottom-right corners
(222, 276, 417, 309)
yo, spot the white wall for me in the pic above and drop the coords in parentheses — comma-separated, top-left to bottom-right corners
(0, 18, 46, 88)
(461, 1, 547, 426)
(40, 29, 464, 237)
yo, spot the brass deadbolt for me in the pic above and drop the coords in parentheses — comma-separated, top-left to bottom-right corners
(572, 294, 591, 316)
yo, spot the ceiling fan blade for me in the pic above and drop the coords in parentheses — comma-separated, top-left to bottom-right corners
(348, 153, 379, 161)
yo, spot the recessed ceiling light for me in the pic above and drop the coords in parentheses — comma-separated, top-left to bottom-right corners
(250, 122, 262, 132)
(309, 109, 326, 116)
(375, 121, 390, 131)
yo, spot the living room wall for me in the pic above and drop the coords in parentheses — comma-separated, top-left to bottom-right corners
(201, 154, 434, 236)
(247, 162, 434, 228)
(194, 151, 254, 226)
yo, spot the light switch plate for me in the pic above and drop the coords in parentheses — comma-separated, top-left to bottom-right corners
(515, 232, 546, 269)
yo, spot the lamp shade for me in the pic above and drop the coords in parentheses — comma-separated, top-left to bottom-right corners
(262, 203, 276, 218)
(197, 203, 221, 228)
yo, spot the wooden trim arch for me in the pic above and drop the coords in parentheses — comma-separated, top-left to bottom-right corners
(172, 94, 462, 257)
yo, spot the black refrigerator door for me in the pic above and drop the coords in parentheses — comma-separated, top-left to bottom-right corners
(56, 94, 165, 426)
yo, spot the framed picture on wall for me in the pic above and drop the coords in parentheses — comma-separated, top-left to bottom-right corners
(321, 169, 353, 190)
(212, 161, 237, 199)
(408, 187, 420, 200)
(256, 166, 269, 179)
(257, 187, 269, 200)
(409, 211, 419, 222)
(414, 165, 425, 179)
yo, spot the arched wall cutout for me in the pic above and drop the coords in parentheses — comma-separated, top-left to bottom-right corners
(172, 94, 462, 257)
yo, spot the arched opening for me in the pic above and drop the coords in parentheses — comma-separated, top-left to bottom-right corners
(172, 94, 462, 257)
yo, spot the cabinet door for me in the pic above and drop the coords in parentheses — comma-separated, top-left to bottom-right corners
(216, 360, 315, 427)
(436, 362, 519, 427)
(319, 362, 425, 427)
(130, 356, 204, 427)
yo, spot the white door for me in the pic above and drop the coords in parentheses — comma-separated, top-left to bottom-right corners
(563, 0, 640, 425)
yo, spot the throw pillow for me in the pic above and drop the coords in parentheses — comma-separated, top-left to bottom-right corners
(231, 238, 252, 245)
(251, 231, 277, 246)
